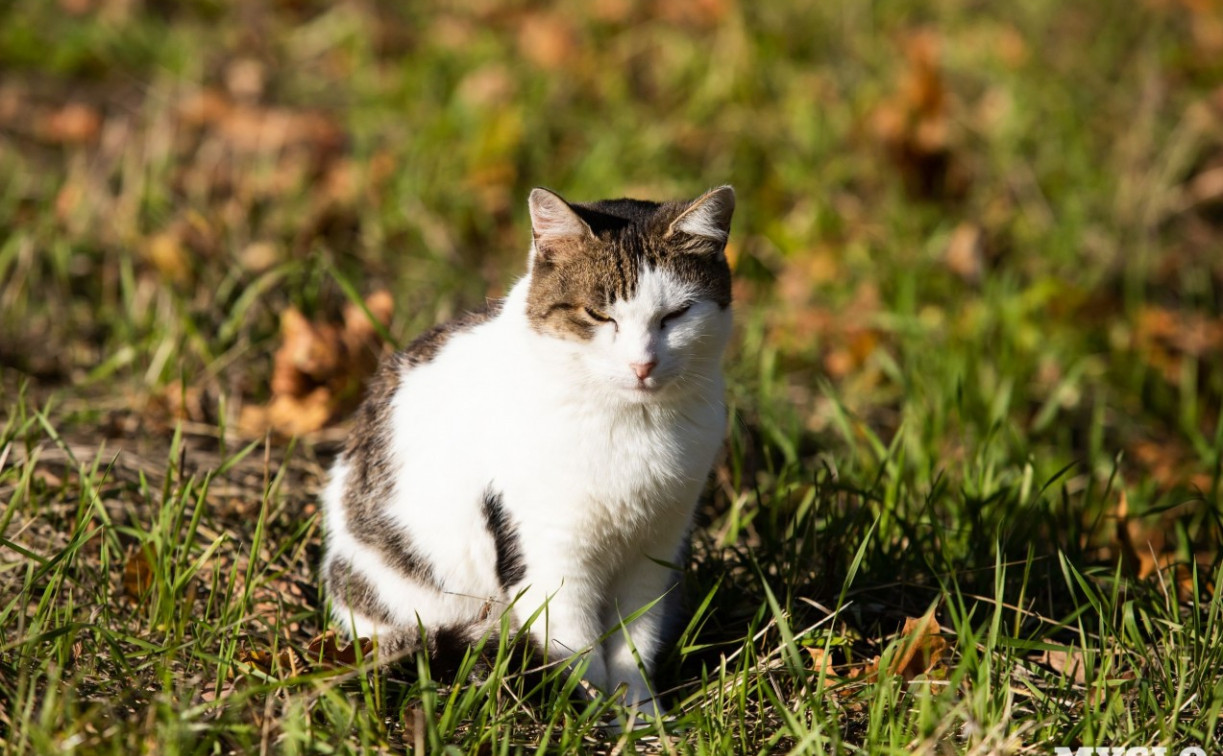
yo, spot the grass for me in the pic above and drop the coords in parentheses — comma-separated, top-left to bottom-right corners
(2, 0, 1223, 753)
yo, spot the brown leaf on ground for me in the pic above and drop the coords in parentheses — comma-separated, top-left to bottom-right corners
(824, 328, 880, 380)
(38, 102, 103, 145)
(655, 0, 734, 27)
(177, 88, 345, 158)
(238, 241, 282, 273)
(306, 631, 374, 668)
(239, 291, 393, 437)
(240, 645, 303, 677)
(1113, 488, 1164, 580)
(1125, 438, 1213, 493)
(846, 655, 880, 684)
(1148, 0, 1223, 59)
(1174, 562, 1215, 601)
(58, 0, 94, 14)
(888, 609, 949, 682)
(1037, 647, 1088, 684)
(142, 231, 193, 286)
(199, 680, 237, 704)
(772, 271, 884, 377)
(1106, 487, 1216, 600)
(871, 29, 971, 200)
(239, 632, 371, 680)
(945, 222, 985, 283)
(1133, 305, 1223, 385)
(841, 608, 949, 686)
(122, 547, 154, 599)
(516, 12, 578, 71)
(806, 645, 835, 675)
(457, 64, 518, 110)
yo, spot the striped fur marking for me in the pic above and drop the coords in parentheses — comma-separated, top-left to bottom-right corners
(481, 489, 526, 589)
(327, 556, 397, 627)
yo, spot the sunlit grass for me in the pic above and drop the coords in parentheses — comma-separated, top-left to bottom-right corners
(2, 0, 1222, 752)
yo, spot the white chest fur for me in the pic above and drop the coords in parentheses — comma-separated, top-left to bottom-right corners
(381, 284, 726, 587)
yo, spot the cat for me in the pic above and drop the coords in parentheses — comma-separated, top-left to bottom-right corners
(321, 185, 735, 714)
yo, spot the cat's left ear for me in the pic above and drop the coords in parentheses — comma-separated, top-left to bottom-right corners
(666, 185, 735, 248)
(529, 188, 593, 245)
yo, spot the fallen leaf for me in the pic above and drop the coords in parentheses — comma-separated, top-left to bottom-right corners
(38, 103, 102, 145)
(123, 547, 154, 599)
(177, 89, 233, 126)
(945, 222, 984, 282)
(306, 630, 374, 668)
(225, 58, 265, 101)
(516, 12, 578, 71)
(1106, 487, 1216, 600)
(887, 609, 948, 682)
(240, 292, 393, 437)
(1114, 488, 1162, 580)
(58, 0, 94, 14)
(457, 64, 517, 109)
(996, 25, 1030, 68)
(806, 645, 835, 676)
(238, 241, 281, 273)
(1039, 647, 1088, 684)
(241, 644, 304, 678)
(54, 180, 86, 225)
(177, 89, 345, 159)
(1133, 305, 1223, 385)
(871, 29, 971, 200)
(655, 0, 733, 27)
(591, 0, 635, 23)
(143, 231, 193, 285)
(200, 680, 236, 704)
(846, 655, 880, 682)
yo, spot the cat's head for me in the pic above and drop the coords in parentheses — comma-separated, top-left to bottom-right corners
(524, 186, 735, 402)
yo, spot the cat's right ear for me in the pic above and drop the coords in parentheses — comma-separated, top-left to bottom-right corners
(528, 188, 593, 264)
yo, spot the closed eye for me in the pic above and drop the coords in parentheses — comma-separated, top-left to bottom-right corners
(660, 304, 692, 328)
(584, 306, 615, 324)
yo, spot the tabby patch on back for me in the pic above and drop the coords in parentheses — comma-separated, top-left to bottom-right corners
(322, 186, 735, 719)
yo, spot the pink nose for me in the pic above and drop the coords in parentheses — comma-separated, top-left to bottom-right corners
(631, 361, 657, 380)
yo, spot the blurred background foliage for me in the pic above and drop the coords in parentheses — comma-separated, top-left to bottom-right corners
(3, 1, 1223, 750)
(1, 0, 1222, 567)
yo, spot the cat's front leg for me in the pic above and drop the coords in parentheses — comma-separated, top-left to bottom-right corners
(512, 578, 608, 690)
(601, 553, 678, 712)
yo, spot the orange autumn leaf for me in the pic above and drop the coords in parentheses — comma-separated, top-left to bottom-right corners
(1114, 488, 1163, 580)
(240, 632, 373, 680)
(870, 29, 971, 200)
(122, 547, 154, 599)
(240, 645, 303, 677)
(38, 102, 102, 145)
(1108, 488, 1215, 600)
(240, 291, 393, 437)
(945, 222, 985, 283)
(888, 610, 948, 682)
(143, 231, 193, 286)
(306, 631, 375, 668)
(516, 12, 579, 71)
(839, 608, 949, 686)
(1133, 305, 1223, 385)
(806, 645, 835, 676)
(846, 655, 880, 685)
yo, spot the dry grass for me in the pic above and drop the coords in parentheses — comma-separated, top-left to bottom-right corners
(3, 0, 1223, 753)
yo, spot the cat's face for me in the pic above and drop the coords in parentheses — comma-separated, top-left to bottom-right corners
(524, 187, 735, 402)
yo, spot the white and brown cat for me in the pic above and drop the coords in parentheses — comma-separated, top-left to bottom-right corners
(322, 185, 735, 714)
